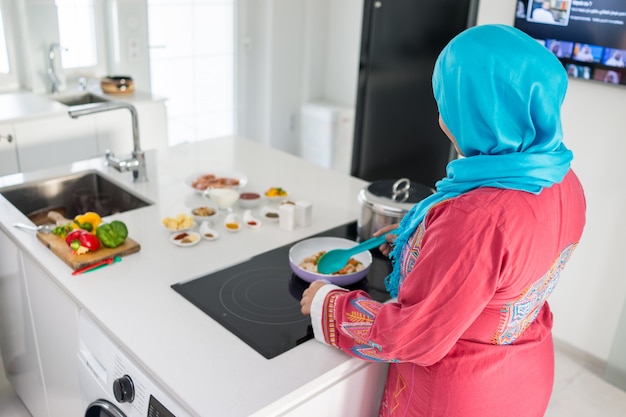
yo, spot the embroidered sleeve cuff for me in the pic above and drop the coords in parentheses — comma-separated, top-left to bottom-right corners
(310, 284, 347, 345)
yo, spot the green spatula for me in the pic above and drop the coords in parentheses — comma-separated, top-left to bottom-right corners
(316, 234, 389, 275)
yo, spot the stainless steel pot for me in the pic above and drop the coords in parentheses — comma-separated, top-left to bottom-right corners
(357, 178, 434, 241)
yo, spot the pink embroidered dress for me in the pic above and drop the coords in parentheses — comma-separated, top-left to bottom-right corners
(310, 170, 586, 417)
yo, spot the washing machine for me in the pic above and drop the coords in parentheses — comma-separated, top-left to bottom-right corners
(77, 310, 192, 417)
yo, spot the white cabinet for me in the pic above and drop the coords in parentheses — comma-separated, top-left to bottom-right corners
(0, 122, 19, 176)
(22, 253, 82, 416)
(94, 100, 168, 156)
(14, 115, 99, 172)
(0, 97, 168, 176)
(0, 231, 82, 417)
(275, 363, 387, 417)
(0, 233, 48, 417)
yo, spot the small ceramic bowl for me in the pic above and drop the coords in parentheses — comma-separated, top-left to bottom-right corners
(199, 221, 220, 241)
(191, 206, 218, 223)
(243, 210, 262, 229)
(264, 187, 289, 204)
(260, 206, 280, 222)
(238, 192, 263, 209)
(223, 213, 241, 233)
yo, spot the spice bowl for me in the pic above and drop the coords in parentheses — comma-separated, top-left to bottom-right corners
(243, 210, 262, 229)
(238, 192, 263, 209)
(260, 206, 280, 223)
(223, 213, 241, 233)
(199, 221, 220, 241)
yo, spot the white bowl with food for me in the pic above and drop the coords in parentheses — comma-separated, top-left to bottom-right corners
(264, 187, 289, 204)
(260, 206, 280, 222)
(223, 213, 242, 233)
(238, 192, 263, 209)
(191, 205, 218, 223)
(185, 171, 248, 194)
(243, 210, 262, 229)
(170, 231, 201, 247)
(162, 213, 195, 232)
(199, 221, 220, 241)
(288, 237, 372, 285)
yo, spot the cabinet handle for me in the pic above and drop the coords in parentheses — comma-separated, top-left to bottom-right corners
(0, 134, 13, 143)
(374, 1, 382, 8)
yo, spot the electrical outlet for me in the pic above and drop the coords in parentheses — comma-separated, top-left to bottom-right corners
(128, 38, 140, 62)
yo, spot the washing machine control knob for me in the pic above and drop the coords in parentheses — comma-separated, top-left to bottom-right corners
(113, 374, 135, 403)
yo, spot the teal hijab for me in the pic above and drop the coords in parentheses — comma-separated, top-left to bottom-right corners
(385, 24, 573, 298)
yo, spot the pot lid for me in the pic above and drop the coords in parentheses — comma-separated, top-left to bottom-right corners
(358, 178, 434, 216)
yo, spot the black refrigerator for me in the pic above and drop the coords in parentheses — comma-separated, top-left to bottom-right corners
(351, 0, 479, 188)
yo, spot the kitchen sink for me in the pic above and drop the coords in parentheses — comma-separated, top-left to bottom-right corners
(51, 92, 110, 106)
(0, 171, 152, 221)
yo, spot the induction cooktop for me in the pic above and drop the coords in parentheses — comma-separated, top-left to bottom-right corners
(171, 222, 392, 359)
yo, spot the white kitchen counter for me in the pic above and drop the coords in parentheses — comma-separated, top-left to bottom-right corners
(0, 89, 165, 123)
(0, 137, 387, 416)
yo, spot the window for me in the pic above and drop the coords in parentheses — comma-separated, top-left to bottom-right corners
(147, 0, 236, 145)
(0, 0, 17, 91)
(0, 3, 9, 74)
(55, 0, 98, 69)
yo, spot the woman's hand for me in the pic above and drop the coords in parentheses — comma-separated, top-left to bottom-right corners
(374, 224, 399, 257)
(300, 280, 327, 316)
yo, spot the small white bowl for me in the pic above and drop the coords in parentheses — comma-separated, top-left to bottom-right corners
(264, 187, 289, 204)
(199, 221, 220, 241)
(243, 210, 262, 229)
(260, 206, 280, 222)
(170, 231, 201, 247)
(191, 206, 218, 223)
(224, 213, 241, 233)
(238, 192, 263, 209)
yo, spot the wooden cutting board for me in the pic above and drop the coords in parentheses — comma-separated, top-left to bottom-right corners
(37, 232, 141, 271)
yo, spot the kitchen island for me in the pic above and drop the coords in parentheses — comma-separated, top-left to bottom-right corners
(0, 137, 388, 417)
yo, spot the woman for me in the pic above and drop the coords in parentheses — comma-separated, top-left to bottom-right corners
(300, 24, 586, 417)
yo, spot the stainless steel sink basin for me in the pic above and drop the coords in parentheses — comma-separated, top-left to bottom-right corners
(0, 171, 152, 221)
(51, 92, 110, 106)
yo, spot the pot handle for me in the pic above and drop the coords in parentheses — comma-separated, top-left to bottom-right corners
(391, 178, 411, 203)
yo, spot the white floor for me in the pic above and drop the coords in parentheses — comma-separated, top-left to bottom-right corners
(1, 340, 625, 417)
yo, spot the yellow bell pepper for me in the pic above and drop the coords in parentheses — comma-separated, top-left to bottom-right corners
(74, 212, 102, 234)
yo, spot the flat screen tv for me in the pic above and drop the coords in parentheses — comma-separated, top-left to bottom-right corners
(514, 0, 626, 86)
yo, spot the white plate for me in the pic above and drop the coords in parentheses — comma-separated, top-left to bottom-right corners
(185, 171, 248, 194)
(170, 231, 201, 247)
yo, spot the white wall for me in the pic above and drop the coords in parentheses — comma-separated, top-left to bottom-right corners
(236, 0, 362, 152)
(478, 1, 626, 362)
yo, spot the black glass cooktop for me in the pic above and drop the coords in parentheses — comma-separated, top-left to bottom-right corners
(171, 222, 392, 359)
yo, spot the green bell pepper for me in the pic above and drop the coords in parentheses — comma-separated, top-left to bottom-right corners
(96, 220, 129, 248)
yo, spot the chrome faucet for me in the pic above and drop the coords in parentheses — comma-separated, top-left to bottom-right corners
(47, 43, 67, 94)
(68, 102, 148, 182)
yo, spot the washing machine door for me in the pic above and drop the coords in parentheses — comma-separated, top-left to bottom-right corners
(85, 399, 127, 417)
